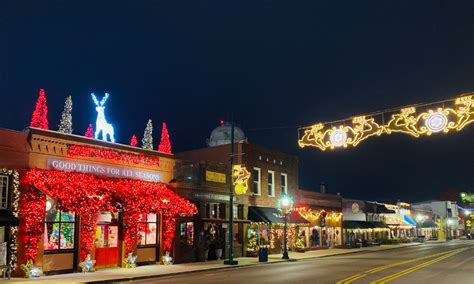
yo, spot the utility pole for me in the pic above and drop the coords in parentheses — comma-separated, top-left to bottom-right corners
(224, 121, 238, 265)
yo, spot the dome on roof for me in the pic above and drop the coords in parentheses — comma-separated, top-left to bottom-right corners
(207, 122, 246, 147)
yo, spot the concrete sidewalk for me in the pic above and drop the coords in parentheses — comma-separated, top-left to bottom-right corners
(7, 243, 420, 283)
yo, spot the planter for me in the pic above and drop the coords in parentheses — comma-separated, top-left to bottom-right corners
(215, 248, 223, 259)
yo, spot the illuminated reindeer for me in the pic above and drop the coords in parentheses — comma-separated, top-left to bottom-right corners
(91, 93, 115, 143)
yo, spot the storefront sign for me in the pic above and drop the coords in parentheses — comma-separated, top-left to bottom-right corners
(205, 171, 226, 183)
(47, 158, 162, 183)
(192, 192, 230, 202)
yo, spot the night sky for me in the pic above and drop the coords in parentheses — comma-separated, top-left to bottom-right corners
(1, 1, 473, 202)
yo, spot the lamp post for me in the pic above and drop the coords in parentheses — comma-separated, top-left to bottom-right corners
(224, 122, 238, 265)
(278, 194, 294, 260)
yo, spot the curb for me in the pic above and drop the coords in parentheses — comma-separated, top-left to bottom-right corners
(87, 243, 422, 284)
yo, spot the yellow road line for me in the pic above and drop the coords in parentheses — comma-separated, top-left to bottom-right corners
(335, 248, 463, 284)
(336, 273, 366, 284)
(370, 248, 469, 284)
(366, 248, 463, 273)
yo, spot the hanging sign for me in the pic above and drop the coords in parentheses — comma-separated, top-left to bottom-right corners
(205, 171, 226, 183)
(232, 165, 250, 195)
(47, 158, 162, 182)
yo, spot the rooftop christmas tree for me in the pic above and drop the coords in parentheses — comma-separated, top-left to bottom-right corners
(142, 119, 153, 150)
(30, 88, 49, 129)
(130, 134, 138, 147)
(84, 124, 94, 138)
(158, 123, 172, 154)
(58, 96, 73, 134)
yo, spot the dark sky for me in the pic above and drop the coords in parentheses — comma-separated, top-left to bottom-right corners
(1, 1, 473, 202)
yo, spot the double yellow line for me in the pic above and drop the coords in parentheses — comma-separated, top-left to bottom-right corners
(370, 248, 468, 284)
(336, 248, 468, 284)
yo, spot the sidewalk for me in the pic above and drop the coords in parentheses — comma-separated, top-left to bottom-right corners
(8, 243, 420, 284)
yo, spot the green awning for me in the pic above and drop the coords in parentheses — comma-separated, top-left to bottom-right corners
(343, 221, 388, 229)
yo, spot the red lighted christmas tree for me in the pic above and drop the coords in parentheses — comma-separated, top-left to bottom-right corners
(84, 124, 94, 138)
(130, 134, 138, 147)
(158, 123, 172, 154)
(30, 88, 49, 129)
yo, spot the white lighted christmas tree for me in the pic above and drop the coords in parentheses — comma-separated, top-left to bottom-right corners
(142, 119, 154, 150)
(58, 96, 73, 134)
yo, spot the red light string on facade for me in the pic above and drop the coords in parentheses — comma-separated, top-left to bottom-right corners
(67, 145, 160, 167)
(21, 169, 197, 263)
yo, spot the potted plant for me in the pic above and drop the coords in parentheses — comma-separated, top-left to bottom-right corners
(214, 237, 225, 259)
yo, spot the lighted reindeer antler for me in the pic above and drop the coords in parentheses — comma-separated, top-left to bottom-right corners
(91, 93, 99, 106)
(100, 93, 110, 106)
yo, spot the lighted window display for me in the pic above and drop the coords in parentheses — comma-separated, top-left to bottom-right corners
(138, 214, 158, 246)
(44, 200, 75, 251)
(179, 222, 194, 246)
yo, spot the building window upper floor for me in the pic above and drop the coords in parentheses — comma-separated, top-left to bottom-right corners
(253, 167, 261, 195)
(280, 173, 287, 195)
(268, 170, 275, 197)
(0, 175, 8, 209)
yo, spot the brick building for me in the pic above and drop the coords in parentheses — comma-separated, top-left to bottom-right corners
(175, 122, 299, 258)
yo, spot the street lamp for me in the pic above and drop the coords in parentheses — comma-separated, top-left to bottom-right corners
(277, 194, 294, 260)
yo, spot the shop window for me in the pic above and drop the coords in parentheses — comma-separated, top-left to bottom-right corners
(44, 201, 75, 251)
(138, 214, 159, 246)
(268, 171, 275, 197)
(179, 222, 194, 246)
(253, 168, 261, 195)
(233, 223, 242, 244)
(219, 203, 226, 219)
(0, 175, 8, 209)
(0, 226, 5, 266)
(280, 173, 288, 194)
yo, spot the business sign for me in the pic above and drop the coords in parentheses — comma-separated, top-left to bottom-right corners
(47, 158, 162, 183)
(342, 199, 366, 221)
(205, 171, 226, 184)
(192, 192, 230, 202)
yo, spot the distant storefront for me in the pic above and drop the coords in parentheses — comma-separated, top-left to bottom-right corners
(342, 199, 389, 246)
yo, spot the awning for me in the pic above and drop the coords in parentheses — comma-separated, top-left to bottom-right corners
(403, 215, 416, 226)
(0, 209, 19, 226)
(422, 220, 437, 228)
(366, 202, 396, 214)
(248, 206, 309, 224)
(343, 221, 388, 229)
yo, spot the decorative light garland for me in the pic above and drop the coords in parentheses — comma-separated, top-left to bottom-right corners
(67, 145, 160, 167)
(232, 165, 251, 195)
(21, 169, 197, 267)
(0, 169, 20, 272)
(298, 93, 474, 151)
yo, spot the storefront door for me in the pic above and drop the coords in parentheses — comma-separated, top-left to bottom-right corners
(95, 224, 119, 267)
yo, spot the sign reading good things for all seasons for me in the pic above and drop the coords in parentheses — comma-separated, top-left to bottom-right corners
(47, 158, 162, 183)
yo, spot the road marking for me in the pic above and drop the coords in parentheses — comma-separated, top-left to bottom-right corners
(335, 248, 464, 284)
(370, 248, 469, 284)
(366, 248, 462, 273)
(336, 273, 366, 284)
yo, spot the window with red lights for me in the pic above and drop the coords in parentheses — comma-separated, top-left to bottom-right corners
(137, 214, 159, 246)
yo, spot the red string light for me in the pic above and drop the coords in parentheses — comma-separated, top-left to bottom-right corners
(158, 123, 172, 154)
(68, 145, 160, 167)
(22, 169, 197, 261)
(84, 124, 94, 138)
(30, 88, 49, 130)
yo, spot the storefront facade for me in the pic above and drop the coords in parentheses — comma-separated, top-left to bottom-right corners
(342, 199, 390, 247)
(0, 128, 196, 276)
(173, 161, 250, 263)
(295, 189, 343, 249)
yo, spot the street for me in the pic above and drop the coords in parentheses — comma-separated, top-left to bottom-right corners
(121, 240, 474, 284)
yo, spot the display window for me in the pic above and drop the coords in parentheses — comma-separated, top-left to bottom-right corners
(44, 200, 75, 252)
(179, 222, 194, 246)
(138, 213, 158, 246)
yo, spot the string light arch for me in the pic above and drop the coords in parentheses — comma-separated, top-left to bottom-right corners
(298, 92, 474, 151)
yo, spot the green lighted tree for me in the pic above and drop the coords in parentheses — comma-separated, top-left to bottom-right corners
(247, 229, 258, 256)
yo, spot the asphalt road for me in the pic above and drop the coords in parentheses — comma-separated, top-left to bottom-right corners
(118, 240, 474, 284)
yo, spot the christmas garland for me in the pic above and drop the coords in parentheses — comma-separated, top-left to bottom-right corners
(0, 169, 20, 271)
(22, 169, 196, 264)
(67, 145, 160, 167)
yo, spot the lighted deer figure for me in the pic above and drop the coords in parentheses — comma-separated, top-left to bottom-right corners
(91, 93, 115, 143)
